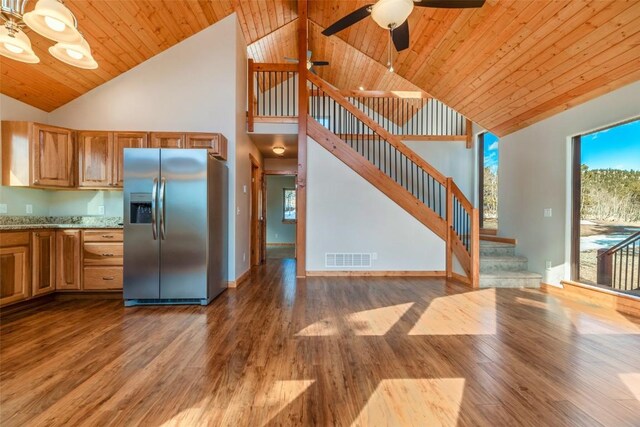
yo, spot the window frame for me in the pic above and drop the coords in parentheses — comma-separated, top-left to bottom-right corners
(282, 187, 296, 224)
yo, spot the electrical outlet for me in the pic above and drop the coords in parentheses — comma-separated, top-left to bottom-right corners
(243, 252, 246, 262)
(0, 203, 7, 214)
(372, 252, 378, 260)
(237, 207, 240, 216)
(26, 204, 33, 214)
(98, 205, 105, 215)
(243, 185, 247, 194)
(275, 233, 279, 238)
(544, 208, 552, 217)
(545, 260, 552, 269)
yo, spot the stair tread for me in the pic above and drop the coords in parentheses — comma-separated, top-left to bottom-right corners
(480, 241, 515, 248)
(480, 271, 542, 278)
(480, 255, 528, 261)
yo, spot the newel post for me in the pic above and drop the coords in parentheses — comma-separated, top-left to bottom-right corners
(446, 177, 453, 279)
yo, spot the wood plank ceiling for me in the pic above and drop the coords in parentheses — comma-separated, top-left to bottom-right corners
(2, 0, 639, 136)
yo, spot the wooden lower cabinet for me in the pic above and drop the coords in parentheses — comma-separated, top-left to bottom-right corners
(32, 231, 56, 297)
(83, 267, 123, 290)
(82, 229, 123, 290)
(0, 232, 31, 306)
(56, 230, 81, 290)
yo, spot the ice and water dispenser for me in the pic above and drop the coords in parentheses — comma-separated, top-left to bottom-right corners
(129, 193, 153, 224)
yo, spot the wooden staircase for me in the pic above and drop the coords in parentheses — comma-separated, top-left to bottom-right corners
(305, 73, 479, 287)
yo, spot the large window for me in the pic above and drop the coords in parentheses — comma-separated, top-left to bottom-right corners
(571, 119, 640, 294)
(283, 188, 296, 222)
(478, 132, 499, 229)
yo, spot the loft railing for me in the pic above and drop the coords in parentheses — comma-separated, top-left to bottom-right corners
(307, 72, 479, 287)
(248, 61, 472, 145)
(597, 231, 640, 292)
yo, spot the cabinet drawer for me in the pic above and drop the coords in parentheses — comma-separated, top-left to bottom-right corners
(0, 232, 30, 248)
(83, 230, 123, 242)
(83, 267, 123, 290)
(83, 243, 123, 266)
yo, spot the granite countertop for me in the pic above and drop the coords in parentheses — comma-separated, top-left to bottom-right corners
(0, 216, 123, 231)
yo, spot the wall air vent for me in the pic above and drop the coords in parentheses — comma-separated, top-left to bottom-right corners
(325, 253, 372, 268)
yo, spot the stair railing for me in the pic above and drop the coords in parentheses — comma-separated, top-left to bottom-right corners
(307, 73, 479, 287)
(597, 231, 640, 291)
(248, 59, 298, 132)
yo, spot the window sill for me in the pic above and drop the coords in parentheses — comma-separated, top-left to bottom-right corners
(282, 220, 296, 224)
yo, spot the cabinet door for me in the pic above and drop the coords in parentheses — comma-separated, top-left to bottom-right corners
(32, 231, 56, 296)
(185, 133, 227, 160)
(112, 132, 148, 187)
(32, 124, 75, 187)
(0, 246, 31, 306)
(149, 132, 185, 148)
(78, 131, 112, 188)
(56, 230, 81, 290)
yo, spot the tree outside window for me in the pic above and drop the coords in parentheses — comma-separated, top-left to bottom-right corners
(283, 188, 296, 223)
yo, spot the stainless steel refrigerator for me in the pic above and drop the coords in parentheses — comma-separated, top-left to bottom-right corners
(123, 148, 228, 306)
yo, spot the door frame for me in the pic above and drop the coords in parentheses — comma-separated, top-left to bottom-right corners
(250, 154, 263, 267)
(477, 132, 486, 229)
(262, 169, 298, 263)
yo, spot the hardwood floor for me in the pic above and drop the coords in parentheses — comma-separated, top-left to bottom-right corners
(1, 258, 639, 426)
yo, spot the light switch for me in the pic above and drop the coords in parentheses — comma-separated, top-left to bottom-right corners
(544, 208, 552, 217)
(243, 185, 247, 194)
(237, 207, 240, 216)
(0, 203, 7, 214)
(98, 205, 105, 215)
(26, 204, 33, 214)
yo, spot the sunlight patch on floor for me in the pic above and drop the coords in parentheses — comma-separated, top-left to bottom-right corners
(408, 289, 496, 335)
(619, 373, 640, 401)
(295, 303, 414, 337)
(515, 296, 550, 309)
(351, 378, 465, 427)
(564, 308, 640, 335)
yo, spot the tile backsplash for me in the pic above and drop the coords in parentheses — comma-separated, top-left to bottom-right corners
(0, 187, 123, 217)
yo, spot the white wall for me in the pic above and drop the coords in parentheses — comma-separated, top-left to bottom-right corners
(264, 158, 297, 171)
(499, 80, 640, 285)
(307, 136, 445, 272)
(266, 175, 296, 244)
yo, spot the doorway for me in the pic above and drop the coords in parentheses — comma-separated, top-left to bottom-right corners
(571, 118, 640, 294)
(478, 132, 499, 230)
(263, 171, 297, 261)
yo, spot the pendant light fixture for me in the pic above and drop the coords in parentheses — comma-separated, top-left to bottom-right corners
(0, 0, 97, 68)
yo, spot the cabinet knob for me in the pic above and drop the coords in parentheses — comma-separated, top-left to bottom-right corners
(101, 253, 114, 257)
(102, 235, 113, 238)
(103, 277, 115, 281)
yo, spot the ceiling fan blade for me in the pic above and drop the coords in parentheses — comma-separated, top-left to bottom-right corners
(284, 57, 299, 63)
(321, 5, 373, 36)
(414, 0, 485, 8)
(392, 21, 410, 52)
(309, 66, 317, 75)
(311, 61, 330, 66)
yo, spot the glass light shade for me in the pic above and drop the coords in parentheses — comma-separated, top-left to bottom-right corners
(49, 37, 97, 69)
(370, 0, 414, 29)
(0, 26, 40, 63)
(23, 0, 82, 43)
(272, 146, 286, 155)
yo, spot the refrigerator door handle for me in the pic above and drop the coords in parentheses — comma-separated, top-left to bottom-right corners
(159, 177, 166, 240)
(151, 177, 158, 240)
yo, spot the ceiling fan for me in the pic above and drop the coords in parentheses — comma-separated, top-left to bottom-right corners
(285, 50, 329, 74)
(322, 0, 485, 52)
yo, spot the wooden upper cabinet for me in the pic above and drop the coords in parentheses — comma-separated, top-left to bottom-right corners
(186, 133, 227, 160)
(0, 232, 31, 307)
(78, 131, 113, 188)
(56, 230, 81, 291)
(33, 124, 75, 187)
(1, 121, 75, 188)
(112, 132, 148, 187)
(32, 231, 56, 297)
(150, 132, 185, 148)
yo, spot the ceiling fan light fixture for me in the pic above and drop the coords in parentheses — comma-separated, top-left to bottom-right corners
(0, 23, 40, 63)
(370, 0, 414, 29)
(272, 145, 286, 156)
(49, 36, 97, 69)
(23, 0, 82, 43)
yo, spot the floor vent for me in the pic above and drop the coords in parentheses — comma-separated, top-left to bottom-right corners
(325, 253, 372, 268)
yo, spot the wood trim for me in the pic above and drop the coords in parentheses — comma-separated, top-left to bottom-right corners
(307, 73, 447, 186)
(305, 271, 446, 277)
(266, 243, 295, 247)
(479, 235, 517, 244)
(570, 135, 581, 281)
(228, 268, 252, 288)
(465, 119, 473, 149)
(478, 132, 485, 229)
(309, 88, 431, 99)
(250, 154, 262, 267)
(541, 281, 640, 318)
(451, 271, 472, 286)
(400, 135, 467, 142)
(471, 208, 480, 288)
(445, 178, 453, 279)
(308, 117, 447, 240)
(296, 0, 308, 279)
(480, 228, 498, 236)
(0, 293, 54, 319)
(263, 170, 298, 176)
(248, 58, 255, 133)
(254, 63, 298, 72)
(450, 180, 473, 212)
(254, 116, 298, 123)
(54, 291, 123, 299)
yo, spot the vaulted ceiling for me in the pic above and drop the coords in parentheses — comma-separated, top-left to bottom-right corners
(2, 0, 639, 136)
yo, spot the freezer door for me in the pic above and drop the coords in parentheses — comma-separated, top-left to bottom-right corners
(159, 149, 209, 299)
(123, 148, 161, 300)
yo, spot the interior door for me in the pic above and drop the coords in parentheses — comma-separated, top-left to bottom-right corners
(159, 149, 208, 299)
(123, 148, 161, 300)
